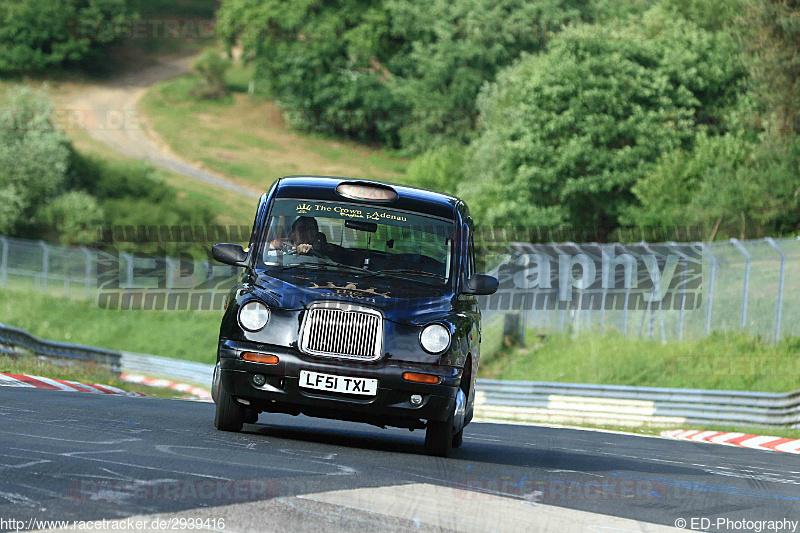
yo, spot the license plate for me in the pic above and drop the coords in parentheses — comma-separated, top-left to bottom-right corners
(299, 370, 378, 396)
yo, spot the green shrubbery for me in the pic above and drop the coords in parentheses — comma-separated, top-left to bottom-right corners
(0, 87, 215, 244)
(0, 0, 132, 72)
(216, 0, 800, 239)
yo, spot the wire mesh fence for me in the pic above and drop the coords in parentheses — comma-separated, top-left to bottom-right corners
(1, 234, 798, 342)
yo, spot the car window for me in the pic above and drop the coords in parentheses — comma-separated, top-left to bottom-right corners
(257, 199, 456, 286)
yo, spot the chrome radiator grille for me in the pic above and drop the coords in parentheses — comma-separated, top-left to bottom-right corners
(299, 303, 383, 360)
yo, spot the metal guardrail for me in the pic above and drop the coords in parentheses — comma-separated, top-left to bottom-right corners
(474, 379, 800, 428)
(0, 323, 122, 373)
(2, 327, 796, 429)
(120, 352, 213, 386)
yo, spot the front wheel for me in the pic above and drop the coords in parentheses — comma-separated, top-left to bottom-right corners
(424, 407, 455, 457)
(452, 428, 464, 448)
(214, 388, 244, 432)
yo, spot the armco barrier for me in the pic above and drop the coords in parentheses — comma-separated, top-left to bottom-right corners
(474, 379, 800, 428)
(0, 323, 121, 373)
(3, 330, 797, 429)
(120, 352, 213, 386)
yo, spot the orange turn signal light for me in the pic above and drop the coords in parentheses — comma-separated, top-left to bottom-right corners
(402, 372, 440, 384)
(242, 352, 279, 364)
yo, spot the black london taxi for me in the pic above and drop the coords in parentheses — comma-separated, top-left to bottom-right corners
(210, 176, 498, 456)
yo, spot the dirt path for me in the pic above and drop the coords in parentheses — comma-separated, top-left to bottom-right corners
(69, 54, 260, 199)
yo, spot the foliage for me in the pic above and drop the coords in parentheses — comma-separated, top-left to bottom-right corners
(218, 0, 582, 149)
(0, 86, 216, 243)
(35, 191, 105, 244)
(383, 0, 581, 151)
(67, 152, 217, 232)
(461, 16, 746, 230)
(403, 144, 465, 196)
(0, 87, 72, 234)
(0, 0, 131, 72)
(735, 0, 800, 136)
(192, 51, 231, 99)
(218, 0, 402, 144)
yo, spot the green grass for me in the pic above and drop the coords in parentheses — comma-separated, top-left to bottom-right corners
(479, 328, 800, 392)
(0, 288, 222, 364)
(67, 126, 257, 229)
(139, 68, 409, 190)
(0, 355, 183, 398)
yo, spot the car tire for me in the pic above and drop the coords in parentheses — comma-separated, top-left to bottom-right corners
(214, 389, 244, 432)
(211, 363, 221, 404)
(243, 408, 259, 424)
(452, 428, 464, 448)
(424, 406, 455, 457)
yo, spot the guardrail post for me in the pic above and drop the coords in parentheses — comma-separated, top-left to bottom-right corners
(730, 238, 750, 328)
(765, 238, 786, 342)
(668, 241, 687, 341)
(0, 236, 7, 287)
(700, 243, 717, 337)
(39, 240, 49, 293)
(81, 247, 92, 299)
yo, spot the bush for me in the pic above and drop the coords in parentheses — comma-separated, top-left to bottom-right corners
(192, 51, 232, 100)
(0, 87, 71, 234)
(35, 191, 105, 244)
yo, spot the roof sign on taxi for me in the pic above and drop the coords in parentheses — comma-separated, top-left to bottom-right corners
(336, 182, 398, 202)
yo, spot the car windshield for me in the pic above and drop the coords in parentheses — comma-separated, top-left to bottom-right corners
(257, 199, 455, 287)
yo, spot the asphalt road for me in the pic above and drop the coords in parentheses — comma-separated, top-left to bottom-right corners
(0, 387, 798, 533)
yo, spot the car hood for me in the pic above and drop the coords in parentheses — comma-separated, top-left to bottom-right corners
(252, 269, 454, 324)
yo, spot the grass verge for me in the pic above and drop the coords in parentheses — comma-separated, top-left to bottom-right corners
(479, 329, 800, 392)
(0, 355, 181, 398)
(0, 288, 221, 364)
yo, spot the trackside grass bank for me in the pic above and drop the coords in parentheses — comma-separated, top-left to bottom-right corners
(0, 289, 221, 364)
(480, 329, 800, 393)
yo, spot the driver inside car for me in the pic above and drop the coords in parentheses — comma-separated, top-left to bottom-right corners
(269, 216, 326, 256)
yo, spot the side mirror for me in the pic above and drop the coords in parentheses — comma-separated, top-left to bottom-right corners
(463, 274, 499, 296)
(212, 243, 248, 267)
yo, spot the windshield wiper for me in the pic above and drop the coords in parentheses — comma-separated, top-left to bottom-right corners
(372, 268, 445, 280)
(266, 262, 369, 275)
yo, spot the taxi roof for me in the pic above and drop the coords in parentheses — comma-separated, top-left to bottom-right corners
(272, 176, 460, 220)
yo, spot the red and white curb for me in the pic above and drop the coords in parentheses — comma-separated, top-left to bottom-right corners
(120, 373, 212, 401)
(0, 372, 145, 397)
(661, 429, 800, 454)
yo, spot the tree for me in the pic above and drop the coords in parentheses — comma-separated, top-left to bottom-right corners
(384, 0, 580, 151)
(735, 0, 800, 136)
(0, 0, 131, 72)
(217, 0, 583, 149)
(461, 16, 745, 231)
(218, 0, 403, 144)
(628, 133, 800, 239)
(0, 87, 72, 234)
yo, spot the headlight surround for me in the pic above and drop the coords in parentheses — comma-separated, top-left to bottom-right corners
(420, 323, 451, 354)
(238, 301, 270, 331)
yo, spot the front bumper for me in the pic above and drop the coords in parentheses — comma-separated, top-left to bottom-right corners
(218, 339, 460, 428)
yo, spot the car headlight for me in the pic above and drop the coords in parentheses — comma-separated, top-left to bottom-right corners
(420, 324, 451, 354)
(238, 301, 270, 331)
